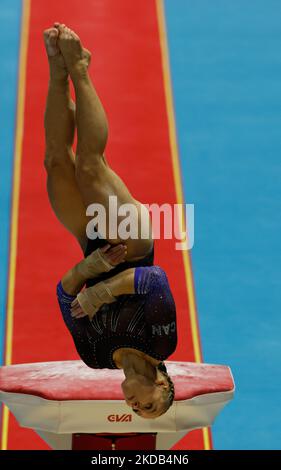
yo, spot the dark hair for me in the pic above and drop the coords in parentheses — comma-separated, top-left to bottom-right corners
(157, 362, 175, 413)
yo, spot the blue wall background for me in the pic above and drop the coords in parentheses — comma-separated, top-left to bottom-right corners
(0, 0, 22, 365)
(165, 0, 281, 449)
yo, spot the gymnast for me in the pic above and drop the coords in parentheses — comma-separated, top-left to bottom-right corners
(43, 23, 177, 419)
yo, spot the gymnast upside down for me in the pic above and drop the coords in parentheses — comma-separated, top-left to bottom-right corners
(43, 23, 177, 419)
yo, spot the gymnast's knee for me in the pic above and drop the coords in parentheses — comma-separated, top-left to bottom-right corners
(44, 149, 73, 173)
(75, 155, 106, 185)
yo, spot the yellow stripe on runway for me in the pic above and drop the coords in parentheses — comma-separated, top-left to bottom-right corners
(155, 0, 211, 450)
(1, 0, 31, 451)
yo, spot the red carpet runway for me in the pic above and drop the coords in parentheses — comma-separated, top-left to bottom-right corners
(2, 0, 211, 450)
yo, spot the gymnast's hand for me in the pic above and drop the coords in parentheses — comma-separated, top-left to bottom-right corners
(100, 243, 128, 266)
(77, 243, 127, 279)
(70, 281, 116, 320)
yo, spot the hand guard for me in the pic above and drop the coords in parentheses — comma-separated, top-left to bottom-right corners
(76, 282, 116, 319)
(77, 248, 114, 278)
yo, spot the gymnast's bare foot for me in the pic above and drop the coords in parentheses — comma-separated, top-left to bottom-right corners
(55, 23, 91, 79)
(43, 27, 68, 81)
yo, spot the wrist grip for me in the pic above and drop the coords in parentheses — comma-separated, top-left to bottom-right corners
(77, 248, 114, 278)
(77, 282, 116, 318)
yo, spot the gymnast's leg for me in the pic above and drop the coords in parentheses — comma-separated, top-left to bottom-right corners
(56, 24, 152, 261)
(43, 26, 89, 251)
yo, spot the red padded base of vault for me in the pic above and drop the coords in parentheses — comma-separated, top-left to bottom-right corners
(0, 360, 234, 401)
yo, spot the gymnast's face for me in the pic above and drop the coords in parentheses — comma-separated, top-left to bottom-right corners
(121, 373, 167, 419)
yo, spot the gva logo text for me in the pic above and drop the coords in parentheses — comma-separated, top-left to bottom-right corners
(107, 414, 132, 422)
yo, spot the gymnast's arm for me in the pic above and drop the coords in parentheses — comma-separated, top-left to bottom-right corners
(103, 265, 165, 297)
(58, 247, 129, 320)
(70, 266, 171, 319)
(67, 266, 165, 301)
(103, 268, 136, 296)
(61, 243, 127, 296)
(60, 259, 89, 296)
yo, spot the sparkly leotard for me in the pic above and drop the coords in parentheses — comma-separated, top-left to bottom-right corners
(56, 239, 177, 369)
